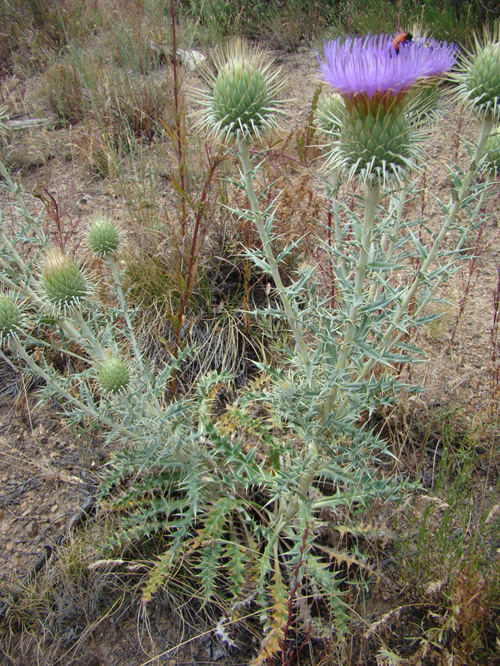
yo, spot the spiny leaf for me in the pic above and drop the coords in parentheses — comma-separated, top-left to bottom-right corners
(250, 625, 284, 666)
(224, 541, 250, 600)
(315, 544, 373, 573)
(198, 541, 224, 602)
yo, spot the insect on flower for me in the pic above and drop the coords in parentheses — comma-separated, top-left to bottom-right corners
(392, 31, 413, 54)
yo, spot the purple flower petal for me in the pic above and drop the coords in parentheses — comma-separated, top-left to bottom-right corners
(318, 34, 457, 99)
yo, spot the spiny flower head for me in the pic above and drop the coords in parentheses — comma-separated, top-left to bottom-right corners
(196, 39, 284, 141)
(451, 24, 500, 119)
(317, 34, 457, 184)
(318, 34, 457, 112)
(41, 249, 90, 312)
(86, 215, 123, 258)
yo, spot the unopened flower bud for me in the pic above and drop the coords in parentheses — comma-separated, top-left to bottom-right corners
(41, 250, 89, 311)
(98, 356, 130, 393)
(87, 216, 122, 258)
(453, 28, 500, 118)
(0, 293, 23, 341)
(197, 39, 283, 141)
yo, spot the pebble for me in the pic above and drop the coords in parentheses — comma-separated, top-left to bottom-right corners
(25, 522, 38, 537)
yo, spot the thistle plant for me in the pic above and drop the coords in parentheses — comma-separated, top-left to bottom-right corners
(187, 31, 493, 646)
(1, 27, 499, 662)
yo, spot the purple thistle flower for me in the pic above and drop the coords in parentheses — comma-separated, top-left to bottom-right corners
(318, 34, 457, 105)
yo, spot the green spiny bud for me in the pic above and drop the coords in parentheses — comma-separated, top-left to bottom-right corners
(98, 356, 130, 393)
(0, 293, 23, 341)
(41, 249, 89, 311)
(326, 103, 419, 184)
(197, 39, 283, 141)
(87, 216, 122, 258)
(452, 26, 500, 119)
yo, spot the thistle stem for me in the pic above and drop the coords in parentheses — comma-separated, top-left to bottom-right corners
(237, 138, 313, 382)
(376, 115, 493, 354)
(106, 257, 144, 368)
(322, 180, 380, 422)
(373, 183, 406, 303)
(105, 256, 162, 410)
(72, 310, 105, 361)
(331, 173, 347, 282)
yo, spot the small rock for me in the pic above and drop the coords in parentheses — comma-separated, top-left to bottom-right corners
(25, 522, 39, 537)
(177, 48, 206, 71)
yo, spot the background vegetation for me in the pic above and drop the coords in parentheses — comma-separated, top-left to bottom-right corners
(0, 0, 498, 79)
